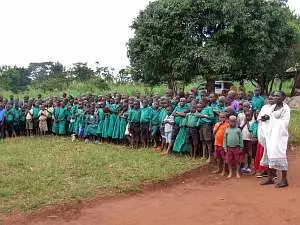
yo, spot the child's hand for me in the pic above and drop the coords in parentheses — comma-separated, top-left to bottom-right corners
(224, 148, 227, 152)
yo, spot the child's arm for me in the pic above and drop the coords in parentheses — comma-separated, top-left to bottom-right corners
(238, 129, 244, 150)
(223, 129, 227, 152)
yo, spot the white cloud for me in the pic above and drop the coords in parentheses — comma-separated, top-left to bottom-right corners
(0, 0, 299, 72)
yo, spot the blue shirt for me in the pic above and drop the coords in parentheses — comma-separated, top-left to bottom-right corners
(0, 108, 5, 122)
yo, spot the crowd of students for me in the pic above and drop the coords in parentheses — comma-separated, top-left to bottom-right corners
(0, 87, 289, 186)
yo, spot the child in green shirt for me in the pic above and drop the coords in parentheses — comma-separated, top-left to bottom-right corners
(223, 115, 244, 179)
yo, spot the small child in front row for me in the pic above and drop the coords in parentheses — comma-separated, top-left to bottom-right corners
(223, 115, 244, 179)
(39, 105, 48, 136)
(213, 112, 229, 175)
(161, 106, 174, 151)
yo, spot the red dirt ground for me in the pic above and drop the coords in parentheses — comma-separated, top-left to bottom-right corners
(3, 150, 300, 225)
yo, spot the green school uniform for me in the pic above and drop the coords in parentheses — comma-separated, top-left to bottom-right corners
(102, 113, 110, 139)
(108, 104, 120, 137)
(185, 112, 199, 128)
(68, 104, 78, 133)
(127, 108, 141, 123)
(5, 108, 15, 125)
(251, 96, 264, 111)
(249, 121, 258, 139)
(52, 107, 60, 134)
(159, 107, 168, 124)
(58, 107, 67, 135)
(223, 127, 244, 149)
(96, 108, 105, 135)
(173, 105, 188, 125)
(84, 114, 99, 137)
(211, 102, 224, 123)
(119, 111, 128, 140)
(173, 118, 189, 153)
(74, 108, 85, 135)
(32, 106, 40, 120)
(199, 106, 214, 124)
(150, 108, 161, 137)
(140, 106, 152, 124)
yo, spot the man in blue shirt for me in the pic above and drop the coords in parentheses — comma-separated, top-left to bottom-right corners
(0, 102, 5, 139)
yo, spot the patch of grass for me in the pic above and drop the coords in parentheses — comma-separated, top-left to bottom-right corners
(289, 110, 300, 144)
(0, 137, 204, 213)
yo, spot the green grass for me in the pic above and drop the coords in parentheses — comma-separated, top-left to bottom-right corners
(289, 110, 300, 144)
(0, 137, 204, 213)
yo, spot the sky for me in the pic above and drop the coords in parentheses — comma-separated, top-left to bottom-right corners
(0, 0, 299, 72)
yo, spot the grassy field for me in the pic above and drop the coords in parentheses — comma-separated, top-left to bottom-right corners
(1, 110, 299, 214)
(0, 138, 204, 213)
(290, 110, 300, 144)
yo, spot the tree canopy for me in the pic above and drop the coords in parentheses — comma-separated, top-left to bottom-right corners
(128, 0, 300, 94)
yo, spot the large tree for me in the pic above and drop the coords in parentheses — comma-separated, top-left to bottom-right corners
(0, 66, 31, 93)
(128, 0, 298, 93)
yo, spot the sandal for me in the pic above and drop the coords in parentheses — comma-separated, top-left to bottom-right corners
(275, 180, 289, 188)
(260, 179, 274, 186)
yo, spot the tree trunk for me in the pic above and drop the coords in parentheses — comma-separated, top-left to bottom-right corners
(279, 79, 284, 91)
(291, 71, 300, 96)
(167, 80, 177, 96)
(268, 77, 275, 95)
(205, 77, 215, 94)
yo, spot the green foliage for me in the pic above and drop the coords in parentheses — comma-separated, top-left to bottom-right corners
(128, 0, 299, 94)
(0, 66, 30, 93)
(289, 110, 300, 144)
(0, 137, 204, 213)
(71, 62, 95, 81)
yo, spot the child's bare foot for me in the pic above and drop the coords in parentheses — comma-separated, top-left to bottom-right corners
(212, 170, 220, 174)
(236, 173, 241, 179)
(206, 157, 211, 163)
(221, 171, 226, 176)
(226, 173, 232, 179)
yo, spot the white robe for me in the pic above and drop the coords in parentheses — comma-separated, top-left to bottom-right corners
(262, 103, 290, 171)
(257, 104, 273, 147)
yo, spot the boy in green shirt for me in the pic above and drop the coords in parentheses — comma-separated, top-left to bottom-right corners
(128, 101, 141, 149)
(223, 115, 244, 179)
(140, 100, 152, 148)
(168, 97, 189, 154)
(198, 98, 214, 162)
(186, 105, 199, 159)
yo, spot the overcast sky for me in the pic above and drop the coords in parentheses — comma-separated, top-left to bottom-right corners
(0, 0, 299, 72)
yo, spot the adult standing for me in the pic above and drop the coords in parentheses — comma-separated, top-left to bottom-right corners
(260, 91, 290, 188)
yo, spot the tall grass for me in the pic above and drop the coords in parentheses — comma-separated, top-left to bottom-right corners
(0, 79, 293, 99)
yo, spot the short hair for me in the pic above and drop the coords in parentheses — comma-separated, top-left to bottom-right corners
(229, 115, 237, 120)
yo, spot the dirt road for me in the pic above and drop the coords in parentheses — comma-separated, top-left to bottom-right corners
(4, 151, 300, 225)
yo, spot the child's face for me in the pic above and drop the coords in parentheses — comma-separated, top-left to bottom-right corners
(167, 107, 172, 114)
(190, 107, 196, 113)
(229, 119, 237, 127)
(245, 112, 253, 121)
(219, 114, 226, 122)
(243, 104, 250, 111)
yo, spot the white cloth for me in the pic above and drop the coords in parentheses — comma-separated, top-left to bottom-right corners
(261, 103, 290, 171)
(257, 104, 273, 146)
(164, 115, 174, 133)
(238, 112, 254, 141)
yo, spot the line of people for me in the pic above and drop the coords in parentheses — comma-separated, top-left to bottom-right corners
(0, 87, 290, 187)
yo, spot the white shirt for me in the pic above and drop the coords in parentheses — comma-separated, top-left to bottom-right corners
(164, 115, 174, 133)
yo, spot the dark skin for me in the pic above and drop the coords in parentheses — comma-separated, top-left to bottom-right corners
(261, 91, 288, 188)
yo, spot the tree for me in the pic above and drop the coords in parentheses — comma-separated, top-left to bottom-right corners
(27, 61, 65, 80)
(71, 62, 94, 81)
(0, 66, 31, 93)
(117, 67, 134, 84)
(128, 0, 299, 94)
(95, 62, 115, 82)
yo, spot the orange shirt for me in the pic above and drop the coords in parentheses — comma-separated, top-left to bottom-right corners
(214, 122, 229, 147)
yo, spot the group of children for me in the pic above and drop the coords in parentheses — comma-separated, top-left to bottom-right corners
(0, 87, 267, 178)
